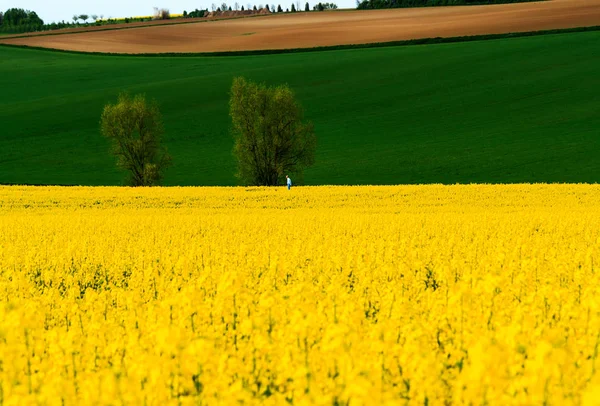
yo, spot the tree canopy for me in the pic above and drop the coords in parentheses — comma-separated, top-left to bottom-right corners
(313, 2, 337, 10)
(100, 93, 172, 186)
(2, 8, 43, 26)
(230, 77, 316, 186)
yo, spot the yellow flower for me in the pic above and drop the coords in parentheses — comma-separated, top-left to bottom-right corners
(0, 184, 599, 404)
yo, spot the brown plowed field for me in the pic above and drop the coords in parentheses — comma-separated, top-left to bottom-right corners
(1, 0, 599, 54)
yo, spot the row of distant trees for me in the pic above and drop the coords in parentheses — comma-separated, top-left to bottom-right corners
(184, 9, 209, 18)
(0, 8, 108, 34)
(70, 8, 170, 25)
(0, 8, 44, 34)
(101, 78, 316, 187)
(0, 3, 338, 34)
(71, 14, 101, 24)
(189, 2, 336, 13)
(0, 7, 175, 34)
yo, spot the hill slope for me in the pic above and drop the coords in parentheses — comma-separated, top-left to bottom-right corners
(1, 31, 600, 185)
(2, 1, 599, 53)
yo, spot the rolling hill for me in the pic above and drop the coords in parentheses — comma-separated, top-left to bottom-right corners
(1, 30, 599, 185)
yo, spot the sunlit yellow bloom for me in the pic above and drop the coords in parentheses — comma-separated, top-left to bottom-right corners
(0, 184, 599, 404)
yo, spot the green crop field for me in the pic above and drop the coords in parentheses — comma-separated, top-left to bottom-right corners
(1, 31, 599, 186)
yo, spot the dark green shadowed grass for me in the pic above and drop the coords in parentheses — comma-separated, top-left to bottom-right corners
(1, 30, 599, 185)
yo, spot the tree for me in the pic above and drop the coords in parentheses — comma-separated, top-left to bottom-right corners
(91, 14, 98, 22)
(73, 15, 79, 24)
(241, 6, 245, 11)
(188, 8, 207, 17)
(4, 8, 43, 26)
(291, 3, 296, 11)
(0, 12, 4, 26)
(5, 8, 27, 25)
(100, 93, 172, 186)
(254, 5, 258, 10)
(183, 10, 188, 17)
(277, 4, 283, 12)
(235, 2, 240, 10)
(313, 2, 337, 10)
(79, 14, 89, 23)
(305, 2, 310, 11)
(230, 77, 316, 186)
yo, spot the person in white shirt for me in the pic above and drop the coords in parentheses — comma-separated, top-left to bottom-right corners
(286, 175, 292, 190)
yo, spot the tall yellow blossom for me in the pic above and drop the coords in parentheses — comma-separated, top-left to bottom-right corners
(0, 184, 599, 404)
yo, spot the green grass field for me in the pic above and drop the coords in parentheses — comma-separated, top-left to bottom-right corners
(1, 31, 599, 186)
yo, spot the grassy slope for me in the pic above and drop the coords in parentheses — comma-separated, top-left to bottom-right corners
(1, 31, 599, 186)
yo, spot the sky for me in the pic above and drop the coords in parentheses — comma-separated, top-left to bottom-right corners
(3, 0, 356, 23)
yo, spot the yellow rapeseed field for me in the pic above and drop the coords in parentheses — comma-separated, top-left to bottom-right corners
(1, 185, 600, 405)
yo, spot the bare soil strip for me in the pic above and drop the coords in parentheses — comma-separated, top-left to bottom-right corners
(1, 0, 599, 54)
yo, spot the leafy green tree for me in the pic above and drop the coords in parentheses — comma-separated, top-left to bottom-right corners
(313, 2, 336, 9)
(4, 8, 27, 25)
(0, 12, 4, 25)
(100, 93, 172, 186)
(230, 77, 316, 186)
(188, 9, 207, 17)
(305, 2, 310, 11)
(4, 8, 43, 26)
(30, 9, 43, 25)
(277, 4, 283, 11)
(79, 14, 89, 23)
(291, 3, 296, 11)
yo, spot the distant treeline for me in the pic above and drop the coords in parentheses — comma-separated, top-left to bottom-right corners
(357, 0, 540, 9)
(0, 21, 75, 35)
(0, 8, 162, 35)
(0, 7, 178, 35)
(0, 8, 44, 34)
(0, 3, 338, 35)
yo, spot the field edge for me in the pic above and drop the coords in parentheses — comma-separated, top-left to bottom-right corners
(1, 24, 599, 57)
